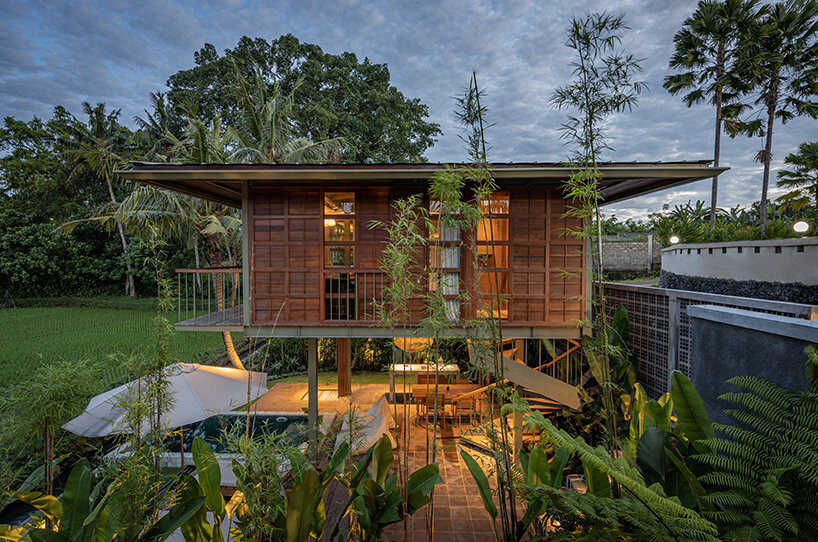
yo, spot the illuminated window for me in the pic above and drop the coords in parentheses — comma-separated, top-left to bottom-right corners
(479, 272, 508, 295)
(325, 246, 354, 267)
(476, 245, 509, 268)
(324, 192, 355, 215)
(476, 218, 509, 242)
(476, 192, 510, 319)
(429, 199, 461, 321)
(324, 218, 354, 241)
(480, 192, 509, 214)
(323, 192, 356, 320)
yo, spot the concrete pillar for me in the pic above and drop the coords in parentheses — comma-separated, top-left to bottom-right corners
(307, 337, 318, 459)
(337, 338, 352, 397)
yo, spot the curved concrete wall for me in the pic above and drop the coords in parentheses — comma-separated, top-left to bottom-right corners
(662, 238, 818, 285)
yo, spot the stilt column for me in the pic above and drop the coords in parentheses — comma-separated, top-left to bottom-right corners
(307, 337, 318, 461)
(337, 338, 352, 397)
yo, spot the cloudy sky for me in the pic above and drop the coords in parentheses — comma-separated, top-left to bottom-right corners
(2, 0, 815, 219)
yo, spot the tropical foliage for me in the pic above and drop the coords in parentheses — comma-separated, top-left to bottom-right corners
(722, 0, 818, 237)
(664, 0, 761, 230)
(777, 141, 818, 211)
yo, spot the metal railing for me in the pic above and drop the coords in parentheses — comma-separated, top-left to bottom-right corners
(323, 271, 387, 321)
(176, 267, 242, 326)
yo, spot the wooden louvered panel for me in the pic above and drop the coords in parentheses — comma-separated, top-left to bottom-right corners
(507, 187, 584, 326)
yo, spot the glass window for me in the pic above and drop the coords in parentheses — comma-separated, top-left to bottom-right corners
(430, 221, 460, 242)
(324, 192, 355, 215)
(325, 246, 354, 267)
(430, 246, 460, 269)
(476, 218, 509, 242)
(324, 218, 355, 241)
(476, 245, 508, 268)
(479, 272, 509, 295)
(429, 272, 460, 295)
(480, 192, 509, 215)
(444, 299, 460, 321)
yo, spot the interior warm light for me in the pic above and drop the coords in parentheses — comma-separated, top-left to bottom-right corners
(794, 221, 809, 234)
(669, 235, 680, 244)
(324, 219, 336, 227)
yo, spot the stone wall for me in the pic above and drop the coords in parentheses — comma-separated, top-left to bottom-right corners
(601, 233, 661, 276)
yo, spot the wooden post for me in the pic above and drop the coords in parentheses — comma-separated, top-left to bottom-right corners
(337, 338, 352, 397)
(512, 396, 523, 463)
(307, 337, 319, 460)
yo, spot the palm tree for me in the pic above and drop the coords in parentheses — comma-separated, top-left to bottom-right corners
(777, 141, 818, 212)
(727, 0, 818, 237)
(664, 0, 761, 232)
(133, 92, 181, 161)
(70, 103, 137, 296)
(231, 65, 341, 163)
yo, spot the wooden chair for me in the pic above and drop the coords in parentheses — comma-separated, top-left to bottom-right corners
(416, 392, 446, 429)
(453, 390, 483, 422)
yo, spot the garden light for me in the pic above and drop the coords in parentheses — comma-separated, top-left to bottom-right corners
(669, 235, 680, 244)
(793, 221, 809, 234)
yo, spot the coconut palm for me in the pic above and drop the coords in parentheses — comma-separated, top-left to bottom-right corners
(231, 65, 341, 163)
(133, 92, 182, 161)
(68, 102, 138, 296)
(664, 0, 762, 232)
(777, 141, 818, 211)
(727, 0, 818, 237)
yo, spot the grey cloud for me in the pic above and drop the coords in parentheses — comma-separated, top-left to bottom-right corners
(1, 0, 814, 216)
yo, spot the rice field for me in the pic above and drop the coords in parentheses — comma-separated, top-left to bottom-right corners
(0, 298, 228, 391)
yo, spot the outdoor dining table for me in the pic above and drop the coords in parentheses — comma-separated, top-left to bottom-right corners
(387, 363, 459, 402)
(411, 383, 482, 425)
(410, 383, 482, 401)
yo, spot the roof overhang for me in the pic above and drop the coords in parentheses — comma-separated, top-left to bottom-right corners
(117, 162, 727, 208)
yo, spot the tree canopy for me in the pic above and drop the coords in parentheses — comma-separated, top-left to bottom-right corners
(165, 35, 441, 163)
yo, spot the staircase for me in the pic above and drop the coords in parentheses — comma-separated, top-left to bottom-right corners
(467, 340, 583, 413)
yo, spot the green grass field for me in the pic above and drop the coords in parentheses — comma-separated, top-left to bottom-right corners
(0, 297, 228, 391)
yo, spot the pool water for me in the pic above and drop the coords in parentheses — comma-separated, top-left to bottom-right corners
(162, 412, 309, 454)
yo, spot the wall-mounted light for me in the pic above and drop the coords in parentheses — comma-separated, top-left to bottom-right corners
(793, 221, 809, 235)
(669, 235, 680, 244)
(324, 219, 336, 227)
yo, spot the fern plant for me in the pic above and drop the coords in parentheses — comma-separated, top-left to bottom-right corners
(694, 346, 818, 541)
(524, 412, 721, 541)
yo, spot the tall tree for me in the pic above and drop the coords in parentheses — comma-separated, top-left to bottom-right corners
(664, 0, 761, 232)
(165, 35, 441, 163)
(727, 0, 818, 237)
(64, 103, 138, 296)
(777, 141, 818, 211)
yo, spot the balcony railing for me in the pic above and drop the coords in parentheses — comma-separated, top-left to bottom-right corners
(324, 271, 387, 322)
(176, 267, 242, 328)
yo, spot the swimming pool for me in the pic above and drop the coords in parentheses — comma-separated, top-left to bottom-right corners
(106, 411, 336, 487)
(161, 412, 310, 454)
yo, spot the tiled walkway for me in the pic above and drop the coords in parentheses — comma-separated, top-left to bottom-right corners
(253, 383, 522, 540)
(383, 410, 524, 542)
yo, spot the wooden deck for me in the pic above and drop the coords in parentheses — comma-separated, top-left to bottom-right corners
(175, 305, 243, 332)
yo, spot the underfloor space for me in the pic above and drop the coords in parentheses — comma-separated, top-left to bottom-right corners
(253, 382, 530, 540)
(384, 409, 528, 542)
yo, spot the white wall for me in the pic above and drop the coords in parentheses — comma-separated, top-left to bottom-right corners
(662, 238, 818, 285)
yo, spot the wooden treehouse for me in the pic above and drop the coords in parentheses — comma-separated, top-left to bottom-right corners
(121, 162, 724, 417)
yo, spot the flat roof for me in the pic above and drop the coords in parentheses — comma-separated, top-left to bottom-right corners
(117, 161, 727, 208)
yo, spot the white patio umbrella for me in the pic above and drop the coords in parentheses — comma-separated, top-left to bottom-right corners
(63, 363, 267, 438)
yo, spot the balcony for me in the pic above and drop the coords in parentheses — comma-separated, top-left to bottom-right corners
(176, 267, 243, 331)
